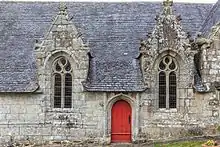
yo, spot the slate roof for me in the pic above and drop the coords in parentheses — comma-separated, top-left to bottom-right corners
(200, 0, 220, 36)
(0, 2, 213, 92)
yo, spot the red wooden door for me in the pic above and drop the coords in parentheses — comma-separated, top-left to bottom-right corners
(111, 100, 131, 143)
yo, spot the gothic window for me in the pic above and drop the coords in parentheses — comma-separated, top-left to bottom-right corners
(158, 56, 177, 108)
(52, 57, 72, 108)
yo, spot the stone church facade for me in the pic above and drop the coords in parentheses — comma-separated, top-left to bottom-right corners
(0, 0, 220, 144)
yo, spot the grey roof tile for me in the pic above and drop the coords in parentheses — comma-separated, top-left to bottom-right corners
(0, 2, 212, 92)
(200, 0, 219, 36)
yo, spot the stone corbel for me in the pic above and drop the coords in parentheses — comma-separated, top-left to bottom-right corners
(139, 100, 152, 108)
(99, 102, 104, 107)
(210, 22, 220, 38)
(34, 39, 43, 50)
(139, 39, 147, 52)
(195, 32, 213, 50)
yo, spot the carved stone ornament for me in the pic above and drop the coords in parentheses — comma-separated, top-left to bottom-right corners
(140, 0, 197, 86)
(53, 31, 73, 48)
(195, 32, 212, 50)
(210, 22, 220, 38)
(34, 3, 88, 76)
(209, 99, 219, 106)
(193, 23, 220, 51)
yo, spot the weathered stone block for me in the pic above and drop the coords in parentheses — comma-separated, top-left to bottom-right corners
(6, 113, 19, 121)
(0, 105, 10, 114)
(210, 69, 218, 74)
(179, 89, 186, 98)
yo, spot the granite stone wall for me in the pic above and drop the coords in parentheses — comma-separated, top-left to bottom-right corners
(139, 89, 220, 140)
(0, 92, 106, 145)
(1, 2, 220, 146)
(0, 90, 220, 145)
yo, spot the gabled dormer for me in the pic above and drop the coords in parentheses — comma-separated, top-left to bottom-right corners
(34, 3, 89, 109)
(140, 0, 197, 87)
(140, 0, 197, 109)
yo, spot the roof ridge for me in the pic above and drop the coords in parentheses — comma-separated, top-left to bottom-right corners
(199, 0, 219, 34)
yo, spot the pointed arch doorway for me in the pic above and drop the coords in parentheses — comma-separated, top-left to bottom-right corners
(111, 100, 132, 143)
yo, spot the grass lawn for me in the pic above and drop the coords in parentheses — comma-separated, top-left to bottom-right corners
(154, 140, 205, 147)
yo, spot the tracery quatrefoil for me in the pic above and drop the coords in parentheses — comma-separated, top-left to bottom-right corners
(53, 57, 72, 73)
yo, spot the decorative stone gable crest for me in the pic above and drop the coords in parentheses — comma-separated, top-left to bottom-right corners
(35, 3, 88, 66)
(140, 0, 197, 87)
(51, 3, 74, 48)
(34, 3, 89, 90)
(143, 0, 188, 51)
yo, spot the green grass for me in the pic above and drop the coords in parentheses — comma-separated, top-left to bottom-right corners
(154, 140, 205, 147)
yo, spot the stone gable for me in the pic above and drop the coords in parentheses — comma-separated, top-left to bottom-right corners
(1, 1, 220, 146)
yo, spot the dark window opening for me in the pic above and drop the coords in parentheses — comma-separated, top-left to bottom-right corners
(54, 74, 62, 108)
(53, 57, 72, 109)
(158, 56, 177, 109)
(169, 72, 176, 108)
(159, 72, 166, 108)
(64, 73, 72, 108)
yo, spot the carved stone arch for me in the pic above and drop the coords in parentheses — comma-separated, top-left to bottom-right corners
(40, 50, 76, 109)
(106, 93, 135, 110)
(152, 50, 183, 109)
(105, 93, 139, 142)
(152, 50, 184, 71)
(44, 50, 77, 71)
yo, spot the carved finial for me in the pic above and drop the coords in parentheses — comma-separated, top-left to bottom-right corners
(163, 0, 173, 15)
(59, 2, 67, 15)
(176, 15, 182, 22)
(163, 0, 173, 7)
(155, 15, 159, 21)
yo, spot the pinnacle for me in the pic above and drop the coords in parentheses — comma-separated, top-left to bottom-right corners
(162, 0, 173, 15)
(163, 0, 173, 7)
(58, 2, 67, 15)
(53, 2, 69, 25)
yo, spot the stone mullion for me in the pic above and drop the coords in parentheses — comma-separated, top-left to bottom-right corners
(51, 74, 54, 108)
(61, 73, 65, 108)
(166, 71, 170, 109)
(71, 73, 73, 108)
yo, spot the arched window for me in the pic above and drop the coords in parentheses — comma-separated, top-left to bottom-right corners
(158, 56, 177, 108)
(52, 57, 72, 108)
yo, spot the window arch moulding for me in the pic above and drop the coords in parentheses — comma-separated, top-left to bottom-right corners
(52, 56, 73, 109)
(158, 56, 178, 109)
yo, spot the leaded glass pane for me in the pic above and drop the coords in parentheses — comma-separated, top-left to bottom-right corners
(54, 74, 62, 108)
(159, 72, 166, 108)
(64, 73, 72, 108)
(60, 57, 66, 65)
(158, 56, 177, 109)
(169, 71, 176, 108)
(56, 63, 61, 72)
(65, 61, 71, 71)
(53, 57, 73, 109)
(165, 57, 170, 64)
(159, 61, 166, 70)
(169, 60, 176, 70)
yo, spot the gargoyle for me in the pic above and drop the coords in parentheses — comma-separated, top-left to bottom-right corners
(195, 32, 212, 49)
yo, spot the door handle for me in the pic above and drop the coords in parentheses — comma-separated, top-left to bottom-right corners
(128, 115, 131, 124)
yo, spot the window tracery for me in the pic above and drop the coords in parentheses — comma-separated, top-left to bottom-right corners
(52, 57, 72, 108)
(158, 56, 177, 108)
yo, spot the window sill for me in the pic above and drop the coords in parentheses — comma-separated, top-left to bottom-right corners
(155, 108, 178, 113)
(46, 108, 75, 113)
